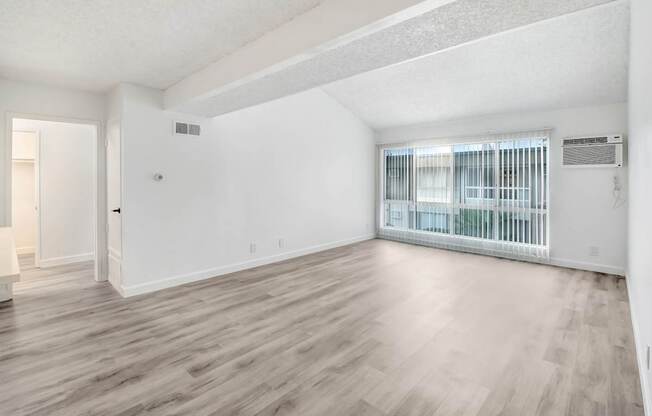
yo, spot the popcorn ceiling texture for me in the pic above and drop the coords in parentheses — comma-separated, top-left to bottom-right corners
(175, 0, 617, 117)
(324, 1, 629, 129)
(0, 0, 321, 91)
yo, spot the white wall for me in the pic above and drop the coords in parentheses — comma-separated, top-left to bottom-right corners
(12, 119, 96, 267)
(11, 131, 37, 253)
(12, 162, 36, 254)
(377, 103, 628, 275)
(117, 85, 375, 295)
(12, 131, 38, 160)
(628, 0, 652, 411)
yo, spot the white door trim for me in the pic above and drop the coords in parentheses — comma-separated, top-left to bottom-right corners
(5, 112, 107, 282)
(34, 129, 41, 268)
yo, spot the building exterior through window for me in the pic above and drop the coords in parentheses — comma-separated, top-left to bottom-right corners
(380, 132, 549, 259)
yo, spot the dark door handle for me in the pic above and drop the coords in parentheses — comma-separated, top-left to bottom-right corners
(112, 208, 121, 214)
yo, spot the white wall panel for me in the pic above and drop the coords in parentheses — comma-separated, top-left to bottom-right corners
(628, 0, 652, 411)
(118, 85, 375, 294)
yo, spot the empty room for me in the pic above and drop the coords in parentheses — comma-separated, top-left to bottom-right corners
(0, 1, 650, 415)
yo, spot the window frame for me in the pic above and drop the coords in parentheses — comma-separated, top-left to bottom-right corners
(378, 132, 550, 258)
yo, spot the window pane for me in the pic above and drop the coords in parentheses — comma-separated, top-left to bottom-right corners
(384, 201, 412, 229)
(452, 142, 496, 239)
(453, 143, 495, 207)
(497, 211, 547, 245)
(385, 148, 413, 201)
(381, 137, 548, 254)
(454, 208, 494, 238)
(415, 206, 449, 233)
(498, 139, 548, 210)
(415, 146, 452, 204)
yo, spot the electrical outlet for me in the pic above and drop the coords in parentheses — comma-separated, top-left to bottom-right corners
(589, 246, 600, 257)
(278, 238, 285, 249)
(250, 242, 256, 254)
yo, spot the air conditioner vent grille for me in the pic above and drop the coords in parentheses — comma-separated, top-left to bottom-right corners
(188, 124, 201, 136)
(174, 121, 201, 136)
(563, 136, 609, 145)
(175, 122, 188, 135)
(563, 145, 616, 166)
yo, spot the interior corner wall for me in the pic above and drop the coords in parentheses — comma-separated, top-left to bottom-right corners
(118, 85, 376, 295)
(377, 103, 628, 275)
(628, 0, 652, 411)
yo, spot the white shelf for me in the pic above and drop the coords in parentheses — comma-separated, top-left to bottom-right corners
(0, 227, 20, 302)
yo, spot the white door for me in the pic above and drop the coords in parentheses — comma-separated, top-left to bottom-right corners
(106, 119, 122, 288)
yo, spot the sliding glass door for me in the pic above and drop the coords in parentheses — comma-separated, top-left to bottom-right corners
(379, 131, 549, 259)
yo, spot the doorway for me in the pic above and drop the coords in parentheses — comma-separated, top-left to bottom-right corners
(8, 117, 100, 281)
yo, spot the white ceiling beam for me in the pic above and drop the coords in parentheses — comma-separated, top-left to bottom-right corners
(164, 0, 438, 110)
(165, 0, 616, 117)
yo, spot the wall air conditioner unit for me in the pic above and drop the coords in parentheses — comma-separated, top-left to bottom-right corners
(561, 134, 623, 168)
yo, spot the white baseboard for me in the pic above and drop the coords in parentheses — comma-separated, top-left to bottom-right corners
(626, 280, 651, 416)
(110, 279, 126, 297)
(377, 234, 625, 276)
(548, 257, 625, 276)
(15, 246, 35, 255)
(39, 252, 94, 268)
(120, 234, 376, 298)
(0, 282, 13, 302)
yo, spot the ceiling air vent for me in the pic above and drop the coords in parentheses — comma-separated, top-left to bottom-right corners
(562, 134, 623, 168)
(174, 121, 201, 136)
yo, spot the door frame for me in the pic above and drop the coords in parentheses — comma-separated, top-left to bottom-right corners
(4, 112, 107, 282)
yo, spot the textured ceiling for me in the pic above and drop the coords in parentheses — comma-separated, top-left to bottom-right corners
(323, 1, 629, 129)
(0, 0, 320, 92)
(173, 0, 616, 117)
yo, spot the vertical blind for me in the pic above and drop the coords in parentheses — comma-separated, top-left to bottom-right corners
(378, 130, 550, 260)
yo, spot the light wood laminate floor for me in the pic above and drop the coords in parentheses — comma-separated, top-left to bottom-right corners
(0, 240, 644, 416)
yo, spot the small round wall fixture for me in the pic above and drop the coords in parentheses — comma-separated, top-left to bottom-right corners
(153, 173, 164, 182)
